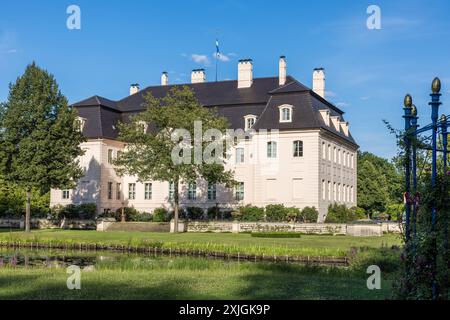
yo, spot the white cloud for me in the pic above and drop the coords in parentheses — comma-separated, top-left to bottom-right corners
(5, 49, 17, 54)
(191, 54, 211, 66)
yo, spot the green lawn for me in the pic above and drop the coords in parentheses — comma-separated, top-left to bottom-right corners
(0, 230, 401, 300)
(0, 229, 402, 258)
(0, 259, 393, 300)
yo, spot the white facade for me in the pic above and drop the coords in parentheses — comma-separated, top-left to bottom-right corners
(51, 129, 357, 222)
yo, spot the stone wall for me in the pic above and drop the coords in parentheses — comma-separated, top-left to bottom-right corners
(0, 218, 96, 230)
(175, 220, 401, 237)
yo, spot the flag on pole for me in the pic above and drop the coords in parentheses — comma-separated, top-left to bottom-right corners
(216, 39, 220, 59)
(215, 39, 220, 82)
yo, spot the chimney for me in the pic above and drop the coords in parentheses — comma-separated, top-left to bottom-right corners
(191, 69, 206, 83)
(279, 56, 287, 86)
(161, 72, 169, 86)
(129, 83, 140, 96)
(238, 59, 253, 88)
(313, 68, 325, 98)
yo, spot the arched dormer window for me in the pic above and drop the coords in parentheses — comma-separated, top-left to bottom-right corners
(278, 104, 293, 123)
(76, 117, 87, 132)
(244, 115, 257, 131)
(137, 121, 148, 133)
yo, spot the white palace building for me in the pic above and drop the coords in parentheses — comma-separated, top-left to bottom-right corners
(50, 57, 358, 222)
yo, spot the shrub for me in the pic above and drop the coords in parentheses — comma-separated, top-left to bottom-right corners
(325, 203, 355, 223)
(51, 203, 97, 220)
(350, 206, 367, 220)
(207, 206, 220, 220)
(152, 208, 169, 222)
(113, 207, 140, 222)
(287, 207, 301, 222)
(234, 205, 265, 221)
(186, 207, 205, 220)
(385, 204, 403, 221)
(299, 207, 319, 223)
(265, 204, 289, 222)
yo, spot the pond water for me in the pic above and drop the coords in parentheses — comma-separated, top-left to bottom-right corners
(0, 248, 260, 270)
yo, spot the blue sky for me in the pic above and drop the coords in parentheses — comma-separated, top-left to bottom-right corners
(1, 0, 450, 159)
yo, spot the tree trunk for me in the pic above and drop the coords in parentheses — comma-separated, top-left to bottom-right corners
(121, 206, 125, 223)
(173, 178, 179, 233)
(25, 189, 31, 233)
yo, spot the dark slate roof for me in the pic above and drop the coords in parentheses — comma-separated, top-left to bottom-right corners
(72, 76, 357, 146)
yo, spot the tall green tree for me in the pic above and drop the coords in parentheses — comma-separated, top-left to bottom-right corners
(115, 86, 235, 232)
(0, 63, 85, 232)
(357, 151, 402, 217)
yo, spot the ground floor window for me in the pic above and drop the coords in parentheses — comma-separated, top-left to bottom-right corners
(145, 183, 152, 200)
(62, 190, 70, 200)
(188, 182, 197, 200)
(208, 183, 217, 201)
(169, 182, 175, 201)
(128, 183, 136, 200)
(107, 182, 113, 200)
(235, 182, 244, 201)
(116, 183, 121, 200)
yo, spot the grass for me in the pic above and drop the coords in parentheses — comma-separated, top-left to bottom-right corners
(0, 229, 402, 258)
(0, 255, 394, 300)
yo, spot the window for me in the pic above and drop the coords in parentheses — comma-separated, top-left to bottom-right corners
(334, 147, 337, 162)
(169, 182, 175, 201)
(188, 182, 197, 200)
(351, 186, 354, 202)
(77, 117, 86, 132)
(322, 180, 326, 200)
(328, 181, 331, 201)
(145, 183, 152, 200)
(235, 182, 244, 201)
(328, 145, 331, 161)
(267, 141, 277, 158)
(333, 183, 337, 201)
(338, 184, 341, 202)
(208, 183, 217, 201)
(279, 105, 293, 122)
(62, 190, 70, 200)
(338, 149, 341, 164)
(244, 115, 257, 130)
(236, 148, 245, 164)
(343, 184, 346, 202)
(322, 142, 326, 160)
(128, 183, 136, 200)
(107, 182, 113, 200)
(343, 150, 347, 166)
(108, 149, 114, 164)
(351, 154, 354, 169)
(116, 183, 122, 200)
(293, 141, 303, 157)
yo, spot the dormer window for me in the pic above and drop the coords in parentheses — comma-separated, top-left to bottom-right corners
(137, 121, 148, 133)
(278, 105, 293, 123)
(244, 115, 257, 131)
(76, 117, 87, 132)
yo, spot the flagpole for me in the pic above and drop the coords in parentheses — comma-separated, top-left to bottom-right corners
(215, 39, 219, 82)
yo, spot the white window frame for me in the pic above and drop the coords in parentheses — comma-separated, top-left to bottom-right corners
(128, 183, 136, 200)
(244, 115, 257, 131)
(144, 183, 152, 200)
(188, 182, 197, 200)
(76, 117, 87, 132)
(293, 140, 303, 158)
(62, 190, 70, 200)
(236, 147, 245, 164)
(267, 141, 278, 158)
(278, 104, 293, 123)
